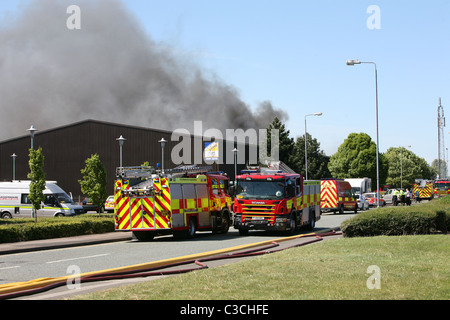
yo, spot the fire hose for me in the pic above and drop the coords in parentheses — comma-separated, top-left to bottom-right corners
(0, 230, 341, 300)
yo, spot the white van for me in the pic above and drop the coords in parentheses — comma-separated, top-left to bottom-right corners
(0, 181, 85, 218)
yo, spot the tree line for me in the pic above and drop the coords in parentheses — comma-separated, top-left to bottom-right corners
(266, 117, 437, 189)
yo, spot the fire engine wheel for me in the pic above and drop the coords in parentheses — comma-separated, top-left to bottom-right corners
(306, 211, 316, 231)
(288, 212, 297, 235)
(186, 217, 197, 239)
(220, 211, 230, 234)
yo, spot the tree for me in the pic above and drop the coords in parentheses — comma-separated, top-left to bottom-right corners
(28, 147, 46, 222)
(265, 117, 295, 168)
(291, 133, 331, 179)
(79, 154, 107, 213)
(385, 148, 434, 187)
(328, 132, 387, 184)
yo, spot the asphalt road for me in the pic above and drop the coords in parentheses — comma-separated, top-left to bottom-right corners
(0, 211, 355, 299)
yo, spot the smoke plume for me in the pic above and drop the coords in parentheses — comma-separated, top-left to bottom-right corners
(0, 0, 287, 139)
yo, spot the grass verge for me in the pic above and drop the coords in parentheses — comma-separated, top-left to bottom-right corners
(73, 234, 449, 300)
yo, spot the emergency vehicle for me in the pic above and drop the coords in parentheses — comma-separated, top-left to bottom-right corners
(233, 162, 321, 235)
(411, 179, 434, 201)
(434, 179, 450, 197)
(114, 165, 232, 240)
(0, 181, 84, 218)
(320, 179, 357, 214)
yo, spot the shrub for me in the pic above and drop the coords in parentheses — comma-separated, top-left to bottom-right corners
(341, 196, 450, 237)
(0, 215, 115, 243)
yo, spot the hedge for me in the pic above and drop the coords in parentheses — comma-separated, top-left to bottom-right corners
(0, 215, 115, 243)
(341, 196, 450, 237)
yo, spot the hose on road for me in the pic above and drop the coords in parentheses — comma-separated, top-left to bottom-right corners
(0, 230, 341, 300)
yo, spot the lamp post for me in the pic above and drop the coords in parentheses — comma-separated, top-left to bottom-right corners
(116, 135, 126, 167)
(158, 138, 167, 174)
(346, 59, 380, 207)
(27, 125, 38, 150)
(304, 112, 322, 180)
(400, 145, 411, 189)
(11, 153, 17, 181)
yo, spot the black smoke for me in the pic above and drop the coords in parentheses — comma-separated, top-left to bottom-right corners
(0, 0, 287, 138)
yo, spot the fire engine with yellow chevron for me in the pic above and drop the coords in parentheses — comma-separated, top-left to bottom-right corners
(114, 165, 232, 241)
(233, 161, 321, 236)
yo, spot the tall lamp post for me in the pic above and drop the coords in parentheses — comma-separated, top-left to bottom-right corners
(304, 112, 322, 180)
(116, 135, 126, 167)
(346, 59, 380, 207)
(27, 125, 38, 150)
(11, 153, 17, 181)
(233, 148, 238, 184)
(400, 145, 411, 189)
(158, 138, 167, 174)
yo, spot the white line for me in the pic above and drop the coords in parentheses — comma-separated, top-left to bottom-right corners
(0, 266, 21, 270)
(46, 253, 110, 264)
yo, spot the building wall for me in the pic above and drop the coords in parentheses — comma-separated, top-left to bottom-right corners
(0, 120, 250, 201)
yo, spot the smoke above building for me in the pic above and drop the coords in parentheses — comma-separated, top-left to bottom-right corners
(0, 0, 287, 139)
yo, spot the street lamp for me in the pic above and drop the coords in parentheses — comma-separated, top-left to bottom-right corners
(400, 145, 411, 189)
(11, 153, 17, 181)
(116, 135, 126, 167)
(158, 138, 167, 174)
(27, 125, 38, 150)
(347, 59, 380, 207)
(304, 112, 322, 180)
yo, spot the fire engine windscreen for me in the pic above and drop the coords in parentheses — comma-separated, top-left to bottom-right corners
(236, 179, 285, 200)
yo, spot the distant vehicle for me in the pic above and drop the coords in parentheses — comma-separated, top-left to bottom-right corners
(104, 195, 114, 213)
(363, 192, 386, 207)
(345, 178, 372, 195)
(82, 198, 99, 213)
(320, 179, 357, 214)
(382, 188, 401, 205)
(0, 181, 84, 218)
(355, 194, 369, 211)
(434, 180, 450, 197)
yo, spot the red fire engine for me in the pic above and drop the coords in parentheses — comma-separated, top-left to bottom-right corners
(233, 162, 321, 235)
(114, 165, 232, 240)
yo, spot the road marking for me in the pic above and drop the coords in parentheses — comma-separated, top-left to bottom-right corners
(46, 253, 110, 264)
(0, 266, 21, 270)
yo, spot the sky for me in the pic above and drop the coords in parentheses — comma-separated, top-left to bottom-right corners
(0, 0, 449, 165)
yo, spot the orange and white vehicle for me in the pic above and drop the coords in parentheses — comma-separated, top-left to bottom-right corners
(320, 179, 357, 214)
(114, 165, 232, 240)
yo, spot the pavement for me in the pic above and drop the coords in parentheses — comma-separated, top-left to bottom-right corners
(0, 231, 132, 255)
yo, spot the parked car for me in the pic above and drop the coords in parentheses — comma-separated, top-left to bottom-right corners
(104, 195, 114, 213)
(82, 198, 99, 213)
(363, 192, 386, 207)
(355, 194, 369, 211)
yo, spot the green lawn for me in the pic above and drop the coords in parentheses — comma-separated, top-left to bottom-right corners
(73, 234, 449, 300)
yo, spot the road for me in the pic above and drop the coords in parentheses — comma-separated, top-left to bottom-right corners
(0, 212, 355, 299)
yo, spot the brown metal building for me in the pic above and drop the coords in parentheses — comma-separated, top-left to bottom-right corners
(0, 119, 251, 201)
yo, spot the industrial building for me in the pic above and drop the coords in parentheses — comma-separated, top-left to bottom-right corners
(0, 120, 252, 201)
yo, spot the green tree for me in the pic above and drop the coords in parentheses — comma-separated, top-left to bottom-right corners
(328, 133, 387, 184)
(79, 154, 107, 213)
(265, 117, 295, 168)
(28, 147, 46, 222)
(385, 148, 434, 188)
(291, 133, 331, 179)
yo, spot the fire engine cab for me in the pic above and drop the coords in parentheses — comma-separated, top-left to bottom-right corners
(114, 165, 232, 240)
